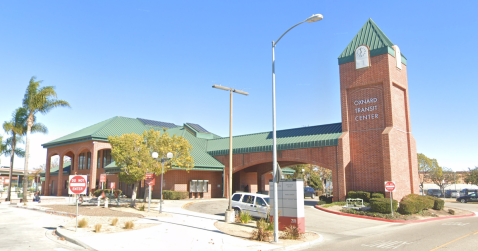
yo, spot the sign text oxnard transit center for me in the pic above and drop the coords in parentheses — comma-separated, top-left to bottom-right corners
(41, 18, 419, 202)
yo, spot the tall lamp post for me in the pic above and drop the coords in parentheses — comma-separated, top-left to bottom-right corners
(212, 84, 249, 223)
(152, 151, 173, 214)
(271, 14, 323, 243)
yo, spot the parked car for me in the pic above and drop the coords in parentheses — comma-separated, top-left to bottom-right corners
(456, 192, 478, 203)
(427, 189, 442, 197)
(231, 193, 270, 218)
(445, 190, 459, 198)
(304, 187, 316, 199)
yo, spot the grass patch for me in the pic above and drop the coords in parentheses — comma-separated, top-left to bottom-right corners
(94, 224, 102, 233)
(138, 203, 145, 211)
(322, 201, 347, 208)
(280, 225, 302, 240)
(239, 211, 252, 224)
(250, 219, 272, 241)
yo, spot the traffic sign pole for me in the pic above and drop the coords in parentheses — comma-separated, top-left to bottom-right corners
(76, 196, 79, 232)
(384, 181, 396, 217)
(69, 175, 87, 231)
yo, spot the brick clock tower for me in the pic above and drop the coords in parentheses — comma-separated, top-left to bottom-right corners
(337, 19, 419, 201)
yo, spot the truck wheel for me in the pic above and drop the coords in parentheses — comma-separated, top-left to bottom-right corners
(234, 208, 240, 217)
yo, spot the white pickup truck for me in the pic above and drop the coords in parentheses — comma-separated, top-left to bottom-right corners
(231, 192, 270, 218)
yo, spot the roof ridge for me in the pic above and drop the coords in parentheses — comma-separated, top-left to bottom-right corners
(207, 122, 342, 141)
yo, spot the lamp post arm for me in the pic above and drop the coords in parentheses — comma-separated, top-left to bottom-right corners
(274, 21, 306, 46)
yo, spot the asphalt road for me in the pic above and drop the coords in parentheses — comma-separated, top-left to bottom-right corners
(185, 199, 478, 251)
(0, 204, 85, 251)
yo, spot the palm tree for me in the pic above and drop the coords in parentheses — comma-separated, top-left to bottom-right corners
(22, 77, 70, 201)
(3, 108, 28, 201)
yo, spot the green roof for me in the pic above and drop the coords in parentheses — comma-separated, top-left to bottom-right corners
(42, 116, 343, 171)
(338, 18, 407, 65)
(206, 123, 342, 156)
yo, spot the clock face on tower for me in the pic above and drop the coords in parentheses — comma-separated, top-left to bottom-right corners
(355, 45, 369, 69)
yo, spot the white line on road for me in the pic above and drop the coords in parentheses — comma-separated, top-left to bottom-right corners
(362, 240, 412, 249)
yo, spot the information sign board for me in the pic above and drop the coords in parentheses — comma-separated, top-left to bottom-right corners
(145, 173, 155, 186)
(100, 174, 106, 183)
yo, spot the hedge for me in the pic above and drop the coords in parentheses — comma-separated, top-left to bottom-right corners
(371, 193, 385, 199)
(347, 191, 371, 202)
(433, 198, 445, 210)
(162, 190, 189, 200)
(398, 194, 436, 214)
(94, 189, 123, 198)
(370, 198, 398, 213)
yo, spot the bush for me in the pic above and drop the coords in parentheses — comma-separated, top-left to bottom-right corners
(371, 193, 385, 199)
(448, 209, 455, 215)
(162, 190, 189, 200)
(433, 198, 445, 210)
(347, 191, 371, 202)
(93, 189, 123, 198)
(111, 218, 119, 226)
(280, 225, 302, 240)
(240, 211, 252, 224)
(370, 198, 398, 213)
(78, 218, 88, 228)
(251, 219, 272, 241)
(95, 224, 102, 233)
(398, 194, 435, 215)
(124, 221, 134, 229)
(138, 203, 145, 211)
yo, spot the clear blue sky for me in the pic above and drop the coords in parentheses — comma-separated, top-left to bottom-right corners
(1, 1, 476, 172)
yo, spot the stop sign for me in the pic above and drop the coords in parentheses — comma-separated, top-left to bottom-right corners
(385, 181, 396, 192)
(69, 175, 88, 195)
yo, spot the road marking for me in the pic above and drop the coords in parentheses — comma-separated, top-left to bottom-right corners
(362, 240, 412, 249)
(442, 222, 469, 226)
(429, 230, 478, 251)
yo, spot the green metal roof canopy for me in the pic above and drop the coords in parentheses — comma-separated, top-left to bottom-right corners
(338, 18, 407, 65)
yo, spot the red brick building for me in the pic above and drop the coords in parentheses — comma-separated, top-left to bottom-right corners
(41, 19, 419, 201)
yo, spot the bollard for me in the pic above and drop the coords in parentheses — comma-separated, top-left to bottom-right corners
(97, 198, 101, 207)
(105, 197, 108, 208)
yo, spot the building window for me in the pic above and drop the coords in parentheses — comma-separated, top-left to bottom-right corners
(86, 152, 91, 169)
(79, 153, 85, 170)
(97, 151, 101, 169)
(103, 149, 112, 168)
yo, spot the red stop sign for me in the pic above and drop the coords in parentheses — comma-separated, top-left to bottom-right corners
(385, 181, 396, 192)
(69, 175, 87, 195)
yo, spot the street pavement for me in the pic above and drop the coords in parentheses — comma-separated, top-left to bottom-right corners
(185, 199, 478, 251)
(0, 203, 84, 251)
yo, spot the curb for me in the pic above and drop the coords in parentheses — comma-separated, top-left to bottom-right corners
(56, 226, 97, 251)
(13, 204, 78, 217)
(180, 198, 227, 209)
(315, 205, 476, 223)
(269, 232, 324, 251)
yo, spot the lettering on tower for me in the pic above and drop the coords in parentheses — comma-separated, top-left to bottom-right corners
(355, 45, 370, 69)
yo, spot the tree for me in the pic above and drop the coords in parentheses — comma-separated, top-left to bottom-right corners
(428, 164, 454, 197)
(3, 108, 47, 201)
(464, 166, 478, 186)
(308, 172, 323, 191)
(108, 129, 194, 207)
(21, 76, 70, 201)
(417, 153, 433, 193)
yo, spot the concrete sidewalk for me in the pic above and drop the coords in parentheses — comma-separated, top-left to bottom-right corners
(56, 199, 322, 251)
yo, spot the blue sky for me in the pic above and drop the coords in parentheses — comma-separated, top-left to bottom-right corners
(1, 1, 476, 172)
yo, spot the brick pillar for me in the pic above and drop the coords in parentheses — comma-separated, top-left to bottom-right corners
(74, 152, 80, 175)
(44, 154, 51, 196)
(89, 145, 98, 193)
(57, 155, 64, 196)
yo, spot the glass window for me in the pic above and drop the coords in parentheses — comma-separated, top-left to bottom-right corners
(242, 195, 255, 204)
(103, 149, 112, 168)
(255, 197, 267, 206)
(86, 152, 91, 169)
(232, 194, 242, 201)
(97, 151, 101, 169)
(264, 197, 270, 204)
(78, 153, 85, 170)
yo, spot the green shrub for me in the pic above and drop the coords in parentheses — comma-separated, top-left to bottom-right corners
(347, 191, 371, 202)
(240, 211, 252, 224)
(280, 225, 302, 240)
(370, 198, 398, 213)
(448, 209, 455, 215)
(162, 190, 189, 200)
(433, 198, 445, 210)
(347, 191, 357, 199)
(371, 193, 385, 199)
(398, 194, 435, 215)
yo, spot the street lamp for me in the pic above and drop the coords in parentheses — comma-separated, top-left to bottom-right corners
(212, 84, 249, 223)
(271, 13, 323, 243)
(152, 151, 173, 214)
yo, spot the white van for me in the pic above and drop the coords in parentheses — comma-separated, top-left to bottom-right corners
(231, 193, 270, 218)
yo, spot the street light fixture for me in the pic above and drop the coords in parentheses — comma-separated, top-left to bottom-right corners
(212, 84, 249, 223)
(152, 151, 173, 214)
(271, 14, 323, 243)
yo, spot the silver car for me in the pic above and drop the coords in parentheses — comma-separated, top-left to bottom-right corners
(231, 193, 270, 218)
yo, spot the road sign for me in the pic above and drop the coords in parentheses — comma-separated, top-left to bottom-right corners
(100, 174, 106, 183)
(110, 182, 115, 189)
(385, 181, 396, 192)
(69, 175, 88, 195)
(145, 173, 155, 186)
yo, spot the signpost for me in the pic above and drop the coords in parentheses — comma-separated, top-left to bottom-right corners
(69, 175, 87, 232)
(145, 173, 155, 212)
(384, 181, 396, 216)
(100, 174, 106, 189)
